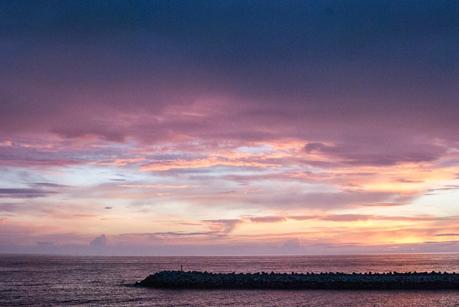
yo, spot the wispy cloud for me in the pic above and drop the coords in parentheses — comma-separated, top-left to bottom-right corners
(0, 188, 55, 198)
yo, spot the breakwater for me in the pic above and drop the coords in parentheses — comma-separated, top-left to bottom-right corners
(137, 271, 459, 290)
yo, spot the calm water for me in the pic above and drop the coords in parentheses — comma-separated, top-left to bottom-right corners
(1, 254, 459, 306)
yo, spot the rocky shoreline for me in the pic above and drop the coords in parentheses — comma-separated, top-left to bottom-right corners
(137, 270, 459, 290)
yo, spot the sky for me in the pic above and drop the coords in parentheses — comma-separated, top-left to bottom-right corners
(0, 0, 459, 255)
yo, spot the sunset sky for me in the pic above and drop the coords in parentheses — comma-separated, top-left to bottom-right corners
(1, 0, 458, 255)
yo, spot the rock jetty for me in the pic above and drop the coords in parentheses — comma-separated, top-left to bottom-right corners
(137, 271, 459, 290)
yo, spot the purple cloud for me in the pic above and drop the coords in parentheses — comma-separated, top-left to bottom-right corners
(90, 234, 108, 248)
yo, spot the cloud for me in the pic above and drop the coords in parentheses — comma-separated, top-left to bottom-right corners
(0, 203, 42, 214)
(3, 238, 459, 256)
(435, 233, 459, 237)
(0, 188, 55, 198)
(226, 190, 413, 210)
(304, 140, 446, 166)
(114, 219, 242, 243)
(0, 0, 458, 255)
(361, 203, 408, 207)
(32, 182, 68, 188)
(262, 214, 444, 223)
(202, 219, 241, 235)
(427, 185, 459, 193)
(89, 234, 108, 248)
(248, 216, 286, 223)
(2, 214, 459, 255)
(0, 0, 457, 148)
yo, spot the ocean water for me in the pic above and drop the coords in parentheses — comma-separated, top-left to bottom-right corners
(1, 254, 459, 306)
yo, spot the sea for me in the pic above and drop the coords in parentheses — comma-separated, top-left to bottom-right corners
(1, 254, 459, 306)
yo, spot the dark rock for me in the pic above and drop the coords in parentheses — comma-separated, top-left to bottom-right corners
(136, 271, 459, 290)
